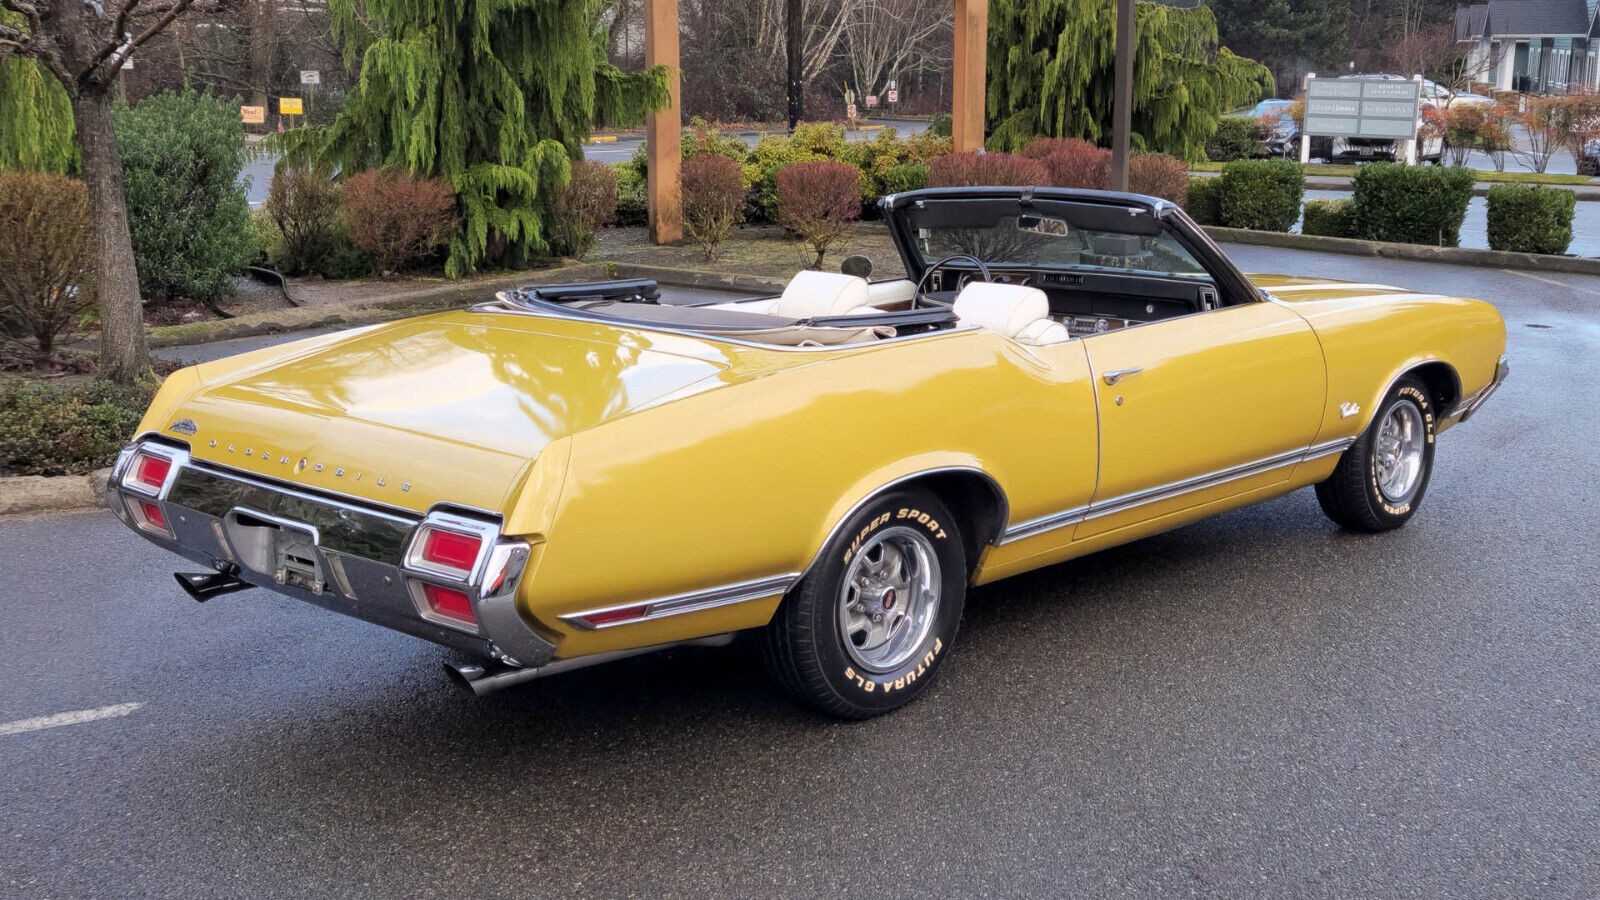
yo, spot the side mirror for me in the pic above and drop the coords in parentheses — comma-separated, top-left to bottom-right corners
(840, 255, 873, 279)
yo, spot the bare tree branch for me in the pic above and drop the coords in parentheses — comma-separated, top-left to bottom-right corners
(80, 0, 195, 84)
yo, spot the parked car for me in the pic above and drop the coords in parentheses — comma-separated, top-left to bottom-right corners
(110, 187, 1508, 718)
(1245, 99, 1298, 156)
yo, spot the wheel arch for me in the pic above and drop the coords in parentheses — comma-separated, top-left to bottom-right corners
(801, 465, 1010, 584)
(1368, 359, 1462, 428)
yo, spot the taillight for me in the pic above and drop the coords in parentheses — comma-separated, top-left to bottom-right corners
(422, 528, 482, 575)
(123, 449, 175, 496)
(130, 498, 172, 537)
(420, 583, 476, 627)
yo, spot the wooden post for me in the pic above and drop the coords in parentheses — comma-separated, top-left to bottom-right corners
(646, 0, 682, 244)
(952, 0, 988, 153)
(1110, 0, 1134, 190)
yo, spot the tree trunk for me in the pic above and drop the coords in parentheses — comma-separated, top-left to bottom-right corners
(71, 88, 150, 384)
(248, 0, 277, 111)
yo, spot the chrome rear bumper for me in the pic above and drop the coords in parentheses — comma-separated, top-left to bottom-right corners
(109, 441, 556, 668)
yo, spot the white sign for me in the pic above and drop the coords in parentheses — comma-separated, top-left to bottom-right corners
(846, 103, 858, 119)
(1305, 78, 1420, 140)
(120, 57, 133, 70)
(299, 70, 321, 85)
(865, 95, 878, 108)
(886, 89, 899, 104)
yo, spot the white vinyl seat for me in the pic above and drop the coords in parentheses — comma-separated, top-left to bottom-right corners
(952, 282, 1072, 346)
(705, 270, 876, 318)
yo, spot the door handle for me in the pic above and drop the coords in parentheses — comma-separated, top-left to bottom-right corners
(1102, 367, 1144, 386)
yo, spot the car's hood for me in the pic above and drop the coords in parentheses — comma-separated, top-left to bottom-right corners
(156, 311, 733, 513)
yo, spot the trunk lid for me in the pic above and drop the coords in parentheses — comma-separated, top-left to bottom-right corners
(170, 312, 732, 513)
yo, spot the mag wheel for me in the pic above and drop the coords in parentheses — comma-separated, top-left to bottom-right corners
(1315, 375, 1437, 532)
(762, 489, 965, 718)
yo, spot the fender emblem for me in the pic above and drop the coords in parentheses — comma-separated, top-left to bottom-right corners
(1339, 402, 1361, 418)
(170, 418, 198, 436)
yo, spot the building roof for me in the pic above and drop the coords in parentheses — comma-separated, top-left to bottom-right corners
(1456, 0, 1591, 39)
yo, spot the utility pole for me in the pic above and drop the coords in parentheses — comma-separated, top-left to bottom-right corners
(1110, 0, 1134, 190)
(786, 0, 803, 130)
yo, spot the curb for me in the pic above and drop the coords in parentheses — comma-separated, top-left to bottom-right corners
(148, 263, 604, 349)
(588, 135, 620, 143)
(1204, 226, 1600, 276)
(0, 469, 112, 517)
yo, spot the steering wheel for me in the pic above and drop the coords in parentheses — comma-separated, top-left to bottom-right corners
(914, 254, 993, 307)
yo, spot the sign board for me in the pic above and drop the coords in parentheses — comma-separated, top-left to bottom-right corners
(120, 57, 133, 70)
(1304, 78, 1420, 140)
(846, 103, 858, 119)
(299, 70, 321, 85)
(279, 97, 303, 115)
(865, 94, 878, 108)
(886, 89, 899, 104)
(240, 105, 266, 125)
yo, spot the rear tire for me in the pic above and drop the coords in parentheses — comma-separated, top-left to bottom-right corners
(762, 489, 965, 718)
(1315, 375, 1437, 532)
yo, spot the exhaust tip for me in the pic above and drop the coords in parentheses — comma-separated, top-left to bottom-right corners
(173, 571, 252, 603)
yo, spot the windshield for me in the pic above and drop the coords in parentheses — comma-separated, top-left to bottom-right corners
(910, 215, 1211, 279)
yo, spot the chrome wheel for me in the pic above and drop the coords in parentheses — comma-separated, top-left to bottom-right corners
(1373, 399, 1427, 503)
(838, 526, 941, 673)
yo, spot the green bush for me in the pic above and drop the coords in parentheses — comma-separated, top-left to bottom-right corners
(613, 161, 649, 227)
(746, 123, 858, 222)
(1183, 177, 1223, 225)
(0, 378, 153, 476)
(113, 91, 256, 303)
(1301, 198, 1355, 238)
(880, 162, 930, 196)
(1486, 184, 1575, 255)
(1206, 116, 1266, 162)
(1351, 163, 1474, 246)
(1217, 159, 1303, 231)
(929, 114, 953, 138)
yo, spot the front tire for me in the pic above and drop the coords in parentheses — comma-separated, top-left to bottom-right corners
(762, 489, 966, 718)
(1315, 375, 1437, 532)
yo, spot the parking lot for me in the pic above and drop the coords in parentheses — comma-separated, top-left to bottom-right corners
(2, 245, 1597, 898)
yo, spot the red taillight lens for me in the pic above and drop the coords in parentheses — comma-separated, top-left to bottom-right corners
(421, 583, 476, 626)
(130, 499, 171, 536)
(125, 451, 173, 495)
(420, 528, 482, 575)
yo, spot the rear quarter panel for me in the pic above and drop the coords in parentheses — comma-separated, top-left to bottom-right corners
(519, 329, 1099, 657)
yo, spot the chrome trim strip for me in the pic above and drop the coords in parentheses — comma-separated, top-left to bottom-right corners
(998, 438, 1357, 545)
(1449, 355, 1509, 423)
(562, 573, 801, 630)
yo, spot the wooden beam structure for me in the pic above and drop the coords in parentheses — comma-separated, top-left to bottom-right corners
(951, 0, 988, 153)
(645, 0, 683, 244)
(1109, 0, 1134, 190)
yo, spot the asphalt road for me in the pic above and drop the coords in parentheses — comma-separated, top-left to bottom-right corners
(4, 246, 1598, 898)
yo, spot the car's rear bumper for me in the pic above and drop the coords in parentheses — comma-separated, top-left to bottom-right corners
(108, 440, 556, 668)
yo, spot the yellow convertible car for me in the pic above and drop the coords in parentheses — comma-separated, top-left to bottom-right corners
(111, 187, 1507, 717)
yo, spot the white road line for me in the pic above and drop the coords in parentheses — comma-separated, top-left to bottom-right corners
(0, 702, 143, 737)
(1502, 267, 1600, 296)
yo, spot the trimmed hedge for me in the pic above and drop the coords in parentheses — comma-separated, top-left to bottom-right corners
(1486, 184, 1575, 255)
(1351, 163, 1474, 247)
(1301, 198, 1355, 238)
(1206, 116, 1266, 162)
(0, 379, 153, 476)
(1182, 177, 1222, 225)
(1217, 159, 1303, 232)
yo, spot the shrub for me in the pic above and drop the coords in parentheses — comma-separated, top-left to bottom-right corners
(1183, 177, 1223, 225)
(265, 166, 344, 275)
(1128, 153, 1189, 203)
(777, 161, 861, 268)
(1217, 159, 1303, 232)
(881, 162, 930, 195)
(0, 172, 96, 364)
(929, 114, 953, 138)
(1301, 198, 1355, 238)
(1040, 145, 1111, 190)
(1351, 163, 1474, 246)
(113, 91, 256, 304)
(1019, 137, 1100, 160)
(1206, 116, 1265, 162)
(0, 378, 152, 476)
(1486, 184, 1575, 255)
(341, 170, 459, 274)
(747, 123, 854, 221)
(548, 160, 618, 260)
(681, 155, 745, 261)
(683, 118, 752, 166)
(613, 161, 650, 227)
(928, 151, 1048, 187)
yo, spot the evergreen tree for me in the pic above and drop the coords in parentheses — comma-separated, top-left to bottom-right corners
(0, 45, 75, 173)
(986, 0, 1273, 161)
(1207, 0, 1348, 93)
(289, 0, 668, 276)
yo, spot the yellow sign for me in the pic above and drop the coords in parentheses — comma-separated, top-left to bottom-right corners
(240, 105, 265, 125)
(279, 97, 303, 116)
